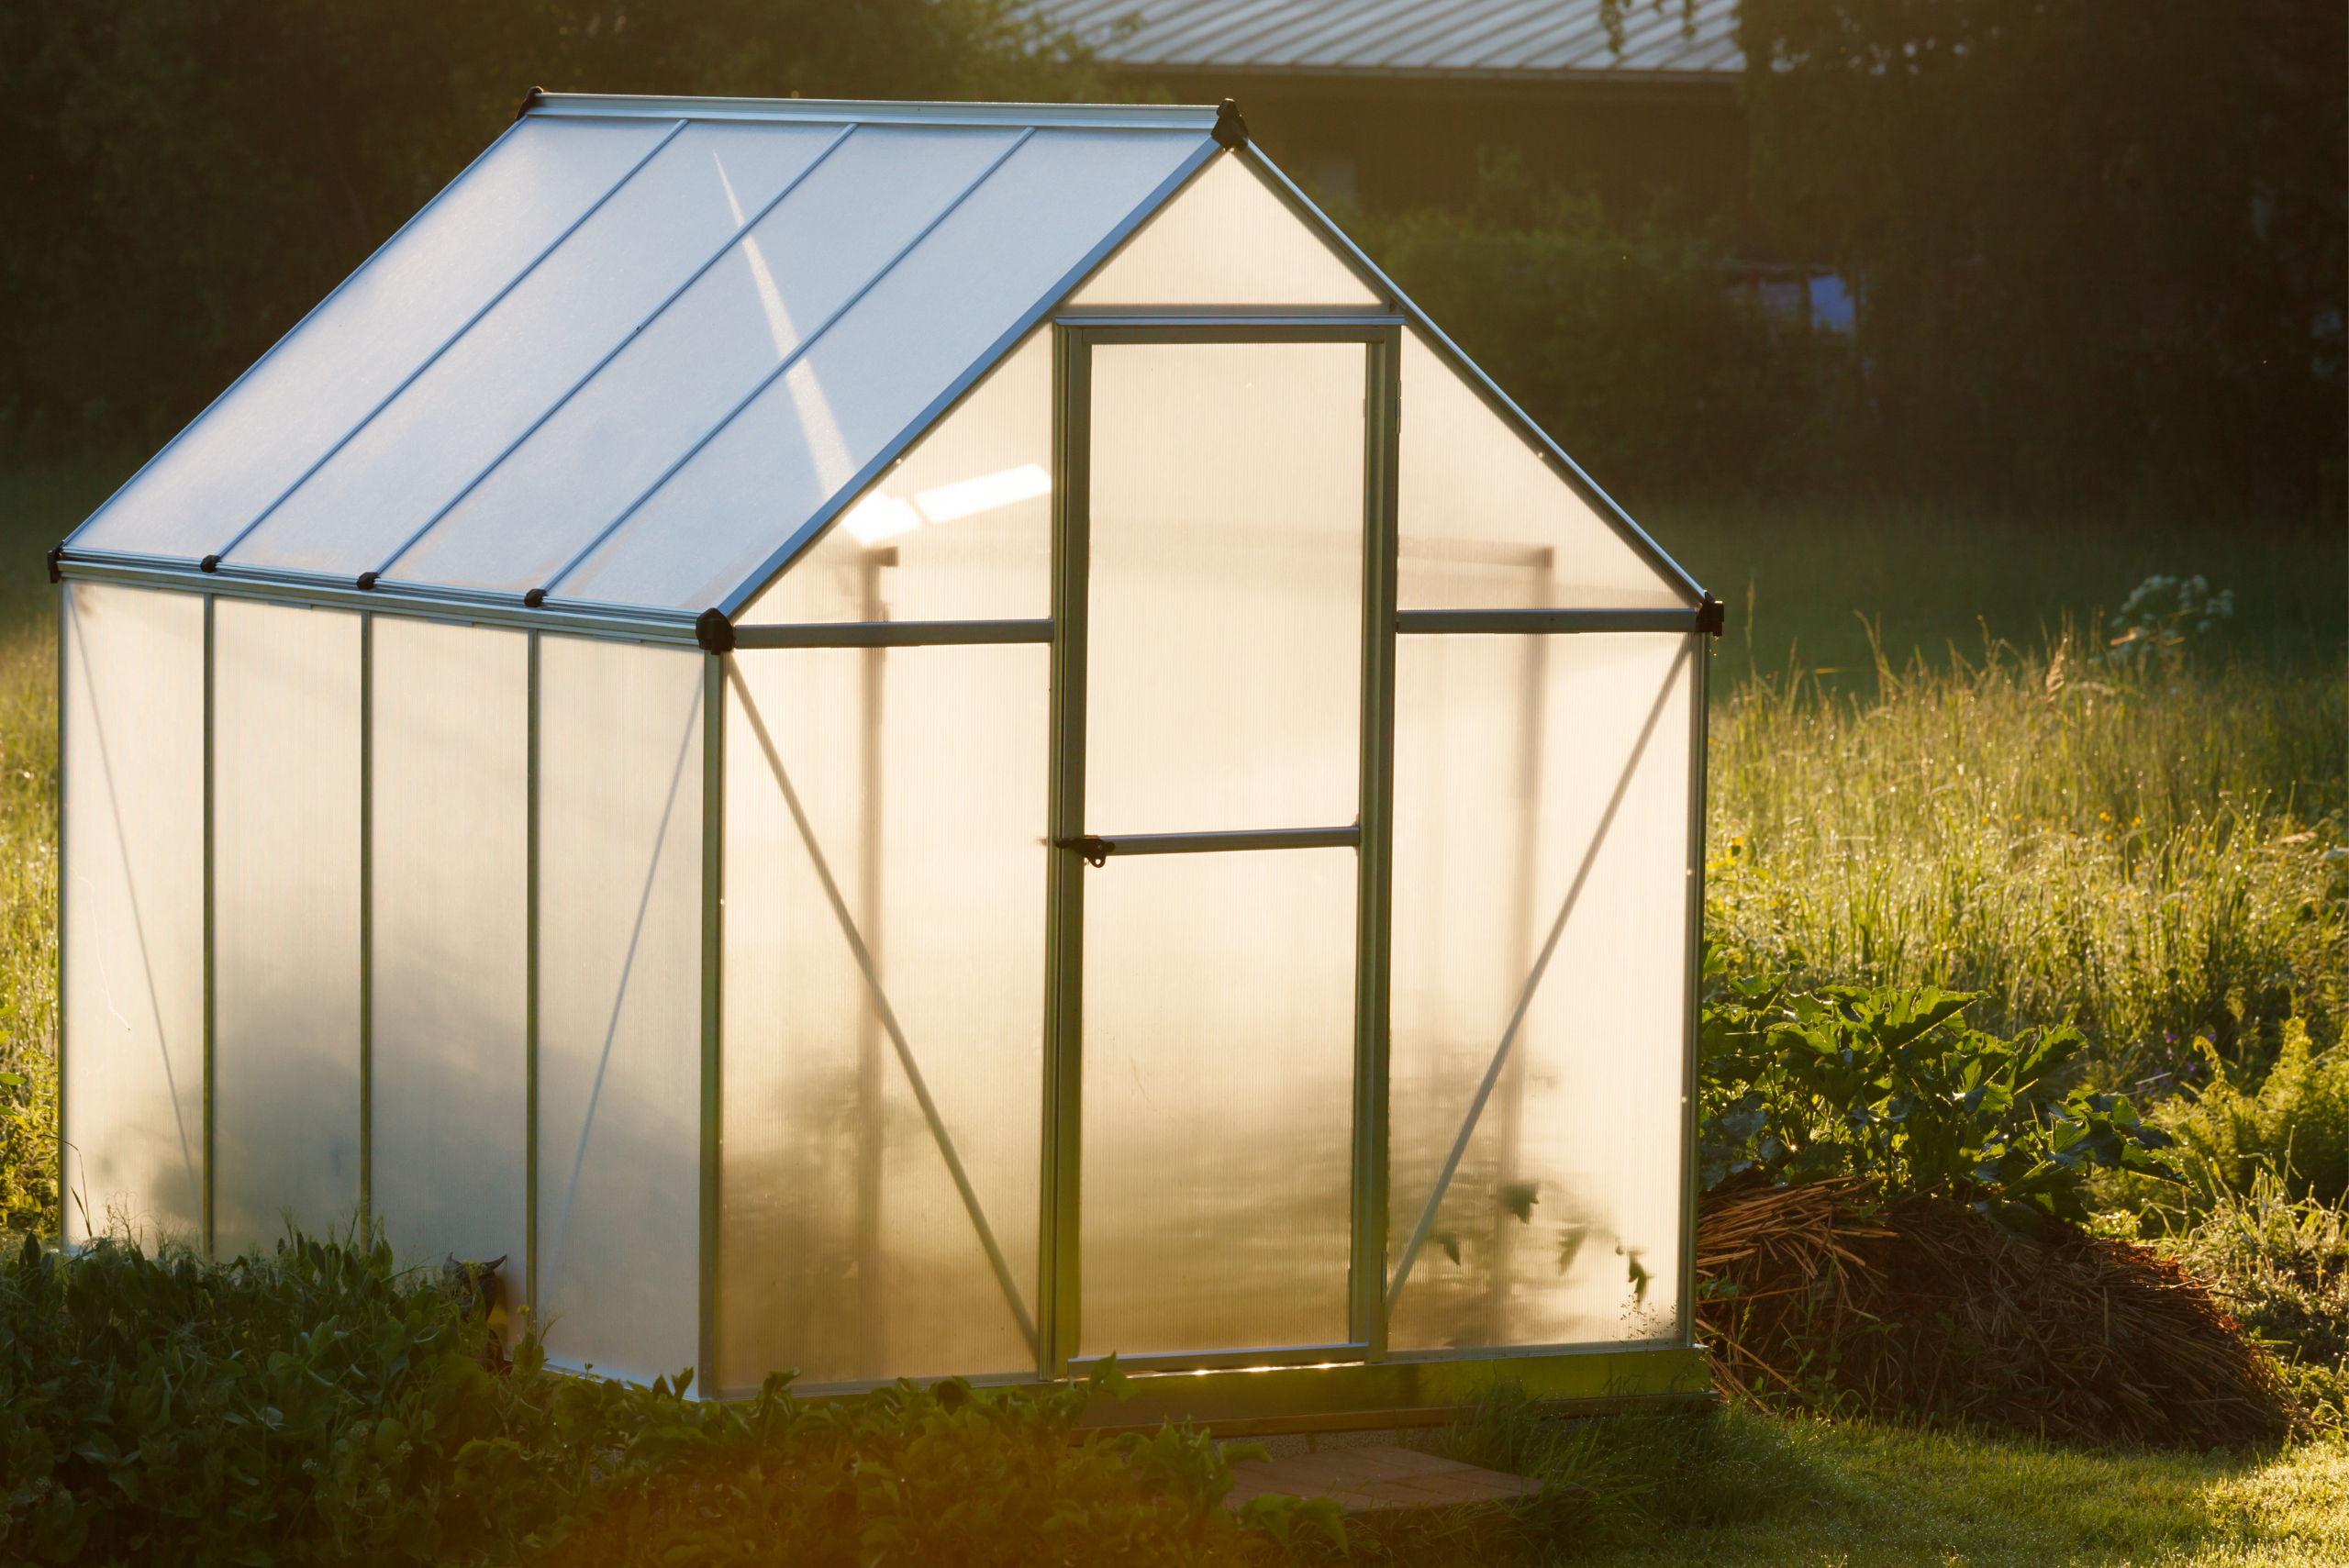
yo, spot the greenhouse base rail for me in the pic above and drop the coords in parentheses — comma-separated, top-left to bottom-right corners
(726, 1343, 1712, 1430)
(1077, 1344, 1712, 1435)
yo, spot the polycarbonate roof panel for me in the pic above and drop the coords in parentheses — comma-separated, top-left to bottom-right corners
(391, 123, 1039, 596)
(68, 101, 1211, 617)
(232, 121, 843, 576)
(1027, 0, 1742, 77)
(566, 128, 1208, 610)
(72, 117, 674, 563)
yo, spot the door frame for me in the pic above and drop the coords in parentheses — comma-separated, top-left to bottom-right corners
(1039, 313, 1404, 1379)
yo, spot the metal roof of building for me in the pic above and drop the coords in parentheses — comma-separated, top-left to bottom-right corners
(1029, 0, 1743, 81)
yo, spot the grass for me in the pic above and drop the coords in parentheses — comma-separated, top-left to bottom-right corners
(1558, 1409, 2349, 1568)
(0, 459, 86, 1230)
(1705, 638, 2346, 1084)
(1647, 500, 2347, 689)
(1304, 1392, 2349, 1566)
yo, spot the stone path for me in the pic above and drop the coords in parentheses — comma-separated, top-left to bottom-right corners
(1225, 1444, 1540, 1512)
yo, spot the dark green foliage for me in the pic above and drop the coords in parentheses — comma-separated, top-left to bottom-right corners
(0, 1227, 501, 1562)
(1698, 951, 2177, 1229)
(0, 1228, 1302, 1565)
(1347, 158, 1848, 507)
(1739, 0, 2347, 513)
(0, 0, 1104, 455)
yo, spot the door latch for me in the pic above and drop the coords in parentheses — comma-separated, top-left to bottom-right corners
(1052, 834, 1115, 867)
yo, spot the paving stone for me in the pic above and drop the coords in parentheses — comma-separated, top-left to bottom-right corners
(1225, 1445, 1541, 1512)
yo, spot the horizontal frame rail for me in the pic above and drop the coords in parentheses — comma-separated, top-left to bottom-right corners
(1397, 607, 1702, 635)
(55, 556, 700, 646)
(1053, 825, 1359, 862)
(1070, 318, 1404, 343)
(733, 618, 1053, 650)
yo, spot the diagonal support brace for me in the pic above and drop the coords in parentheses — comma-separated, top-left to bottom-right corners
(1385, 643, 1695, 1318)
(725, 657, 1039, 1354)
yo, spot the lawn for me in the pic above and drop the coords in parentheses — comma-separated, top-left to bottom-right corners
(1, 454, 2343, 1563)
(1564, 1412, 2349, 1568)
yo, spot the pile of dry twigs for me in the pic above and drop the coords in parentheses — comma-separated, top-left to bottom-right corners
(1693, 1174, 2291, 1445)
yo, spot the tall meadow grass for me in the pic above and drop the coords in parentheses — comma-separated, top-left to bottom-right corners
(0, 526, 56, 1233)
(1707, 629, 2347, 1087)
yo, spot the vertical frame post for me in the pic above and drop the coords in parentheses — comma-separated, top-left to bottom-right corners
(1040, 325, 1092, 1380)
(1675, 633, 1709, 1348)
(358, 611, 373, 1233)
(854, 557, 887, 1375)
(202, 593, 217, 1258)
(525, 631, 541, 1328)
(54, 585, 70, 1244)
(697, 651, 726, 1398)
(1352, 328, 1401, 1358)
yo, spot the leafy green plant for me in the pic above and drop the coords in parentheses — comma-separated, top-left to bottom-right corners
(0, 1226, 1353, 1565)
(2153, 1019, 2349, 1210)
(1698, 951, 2177, 1229)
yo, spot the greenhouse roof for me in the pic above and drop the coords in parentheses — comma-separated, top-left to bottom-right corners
(63, 94, 1697, 633)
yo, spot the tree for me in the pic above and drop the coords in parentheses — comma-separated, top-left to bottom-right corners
(1738, 0, 2345, 514)
(0, 1, 1104, 450)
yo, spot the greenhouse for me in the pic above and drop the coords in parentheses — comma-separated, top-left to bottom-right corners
(56, 93, 1718, 1426)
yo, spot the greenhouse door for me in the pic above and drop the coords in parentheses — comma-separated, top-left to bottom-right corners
(1045, 322, 1399, 1373)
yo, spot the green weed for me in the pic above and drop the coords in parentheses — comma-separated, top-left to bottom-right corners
(0, 1226, 1304, 1565)
(1699, 955, 2176, 1229)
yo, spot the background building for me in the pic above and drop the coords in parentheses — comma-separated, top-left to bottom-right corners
(1029, 0, 1746, 225)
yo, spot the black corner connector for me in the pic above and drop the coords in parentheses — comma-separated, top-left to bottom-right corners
(515, 86, 545, 123)
(695, 607, 736, 654)
(522, 587, 547, 608)
(44, 547, 62, 585)
(1697, 595, 1727, 638)
(1212, 98, 1248, 151)
(199, 554, 222, 574)
(356, 571, 379, 592)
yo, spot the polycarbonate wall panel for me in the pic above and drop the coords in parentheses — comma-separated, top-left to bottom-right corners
(369, 618, 528, 1296)
(1079, 849, 1357, 1358)
(61, 585, 204, 1246)
(536, 637, 704, 1384)
(720, 645, 1046, 1388)
(1085, 341, 1364, 833)
(238, 123, 841, 577)
(1069, 152, 1380, 306)
(392, 125, 1024, 596)
(212, 600, 362, 1254)
(76, 118, 672, 563)
(1397, 329, 1686, 611)
(1386, 633, 1695, 1352)
(562, 128, 1207, 611)
(740, 331, 1052, 625)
